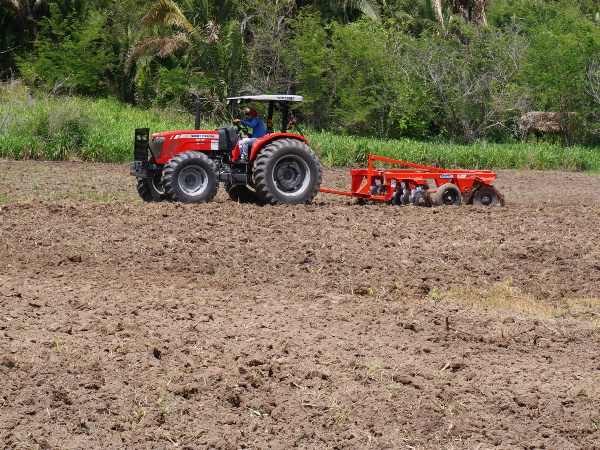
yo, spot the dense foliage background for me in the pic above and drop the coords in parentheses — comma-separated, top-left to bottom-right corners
(3, 0, 600, 147)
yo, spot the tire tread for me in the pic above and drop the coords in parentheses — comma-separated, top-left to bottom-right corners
(252, 138, 321, 205)
(161, 151, 219, 203)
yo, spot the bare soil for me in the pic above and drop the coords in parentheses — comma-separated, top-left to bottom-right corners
(1, 159, 600, 449)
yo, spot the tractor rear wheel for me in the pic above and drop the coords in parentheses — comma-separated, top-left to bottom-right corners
(435, 183, 462, 206)
(162, 151, 219, 203)
(252, 138, 322, 205)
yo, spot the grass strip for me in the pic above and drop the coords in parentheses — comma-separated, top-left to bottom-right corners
(2, 94, 599, 171)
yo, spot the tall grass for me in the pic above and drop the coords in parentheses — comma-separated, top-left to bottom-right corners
(1, 89, 599, 171)
(307, 131, 600, 172)
(0, 90, 193, 162)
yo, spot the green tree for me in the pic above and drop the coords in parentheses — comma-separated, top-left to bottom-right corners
(490, 0, 600, 143)
(237, 0, 297, 95)
(287, 10, 333, 129)
(124, 0, 195, 105)
(378, 0, 438, 37)
(399, 24, 528, 142)
(16, 3, 116, 96)
(288, 10, 404, 136)
(328, 21, 397, 137)
(125, 0, 244, 107)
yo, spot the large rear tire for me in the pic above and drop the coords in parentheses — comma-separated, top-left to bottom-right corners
(252, 138, 322, 205)
(161, 151, 219, 203)
(136, 172, 166, 202)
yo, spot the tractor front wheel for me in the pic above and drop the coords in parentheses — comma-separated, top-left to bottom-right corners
(252, 138, 322, 205)
(162, 151, 219, 203)
(136, 171, 166, 202)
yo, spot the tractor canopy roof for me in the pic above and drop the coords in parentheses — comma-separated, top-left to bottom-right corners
(226, 94, 304, 104)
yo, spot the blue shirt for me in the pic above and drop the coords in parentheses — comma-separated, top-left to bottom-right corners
(241, 116, 266, 139)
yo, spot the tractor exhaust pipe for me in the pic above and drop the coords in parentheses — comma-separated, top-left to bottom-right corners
(191, 92, 200, 130)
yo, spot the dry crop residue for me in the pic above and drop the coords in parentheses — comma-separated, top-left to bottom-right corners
(1, 160, 599, 449)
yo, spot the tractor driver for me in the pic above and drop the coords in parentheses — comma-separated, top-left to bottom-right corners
(233, 107, 266, 163)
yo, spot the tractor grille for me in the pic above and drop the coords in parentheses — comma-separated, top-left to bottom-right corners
(149, 137, 165, 160)
(134, 128, 150, 161)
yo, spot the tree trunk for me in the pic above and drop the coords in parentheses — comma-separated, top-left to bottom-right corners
(0, 0, 49, 41)
(433, 0, 488, 29)
(433, 0, 444, 29)
(472, 0, 488, 26)
(458, 0, 469, 22)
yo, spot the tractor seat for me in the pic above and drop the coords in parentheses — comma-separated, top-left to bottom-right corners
(218, 125, 239, 152)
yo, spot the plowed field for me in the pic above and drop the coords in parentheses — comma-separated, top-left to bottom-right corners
(1, 159, 599, 449)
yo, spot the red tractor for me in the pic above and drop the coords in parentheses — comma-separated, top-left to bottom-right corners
(130, 94, 322, 205)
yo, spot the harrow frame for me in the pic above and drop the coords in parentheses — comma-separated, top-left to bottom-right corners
(319, 154, 501, 205)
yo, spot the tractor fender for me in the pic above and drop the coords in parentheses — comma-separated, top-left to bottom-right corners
(249, 133, 309, 162)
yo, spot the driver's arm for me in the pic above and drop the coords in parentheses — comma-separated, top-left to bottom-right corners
(241, 117, 258, 128)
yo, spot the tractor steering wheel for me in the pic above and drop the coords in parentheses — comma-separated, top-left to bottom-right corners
(233, 121, 249, 137)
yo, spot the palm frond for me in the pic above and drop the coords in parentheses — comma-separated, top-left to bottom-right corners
(141, 0, 198, 36)
(344, 0, 380, 21)
(157, 33, 189, 56)
(125, 33, 189, 72)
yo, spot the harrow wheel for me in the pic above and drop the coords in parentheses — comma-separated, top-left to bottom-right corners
(412, 190, 427, 206)
(472, 186, 503, 207)
(162, 151, 219, 203)
(435, 183, 462, 206)
(253, 138, 322, 205)
(136, 171, 166, 202)
(391, 189, 403, 205)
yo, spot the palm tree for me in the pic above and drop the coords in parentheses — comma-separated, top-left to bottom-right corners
(126, 0, 244, 103)
(125, 0, 197, 73)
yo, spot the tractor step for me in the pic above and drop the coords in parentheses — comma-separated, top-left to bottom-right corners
(130, 161, 160, 178)
(219, 171, 248, 185)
